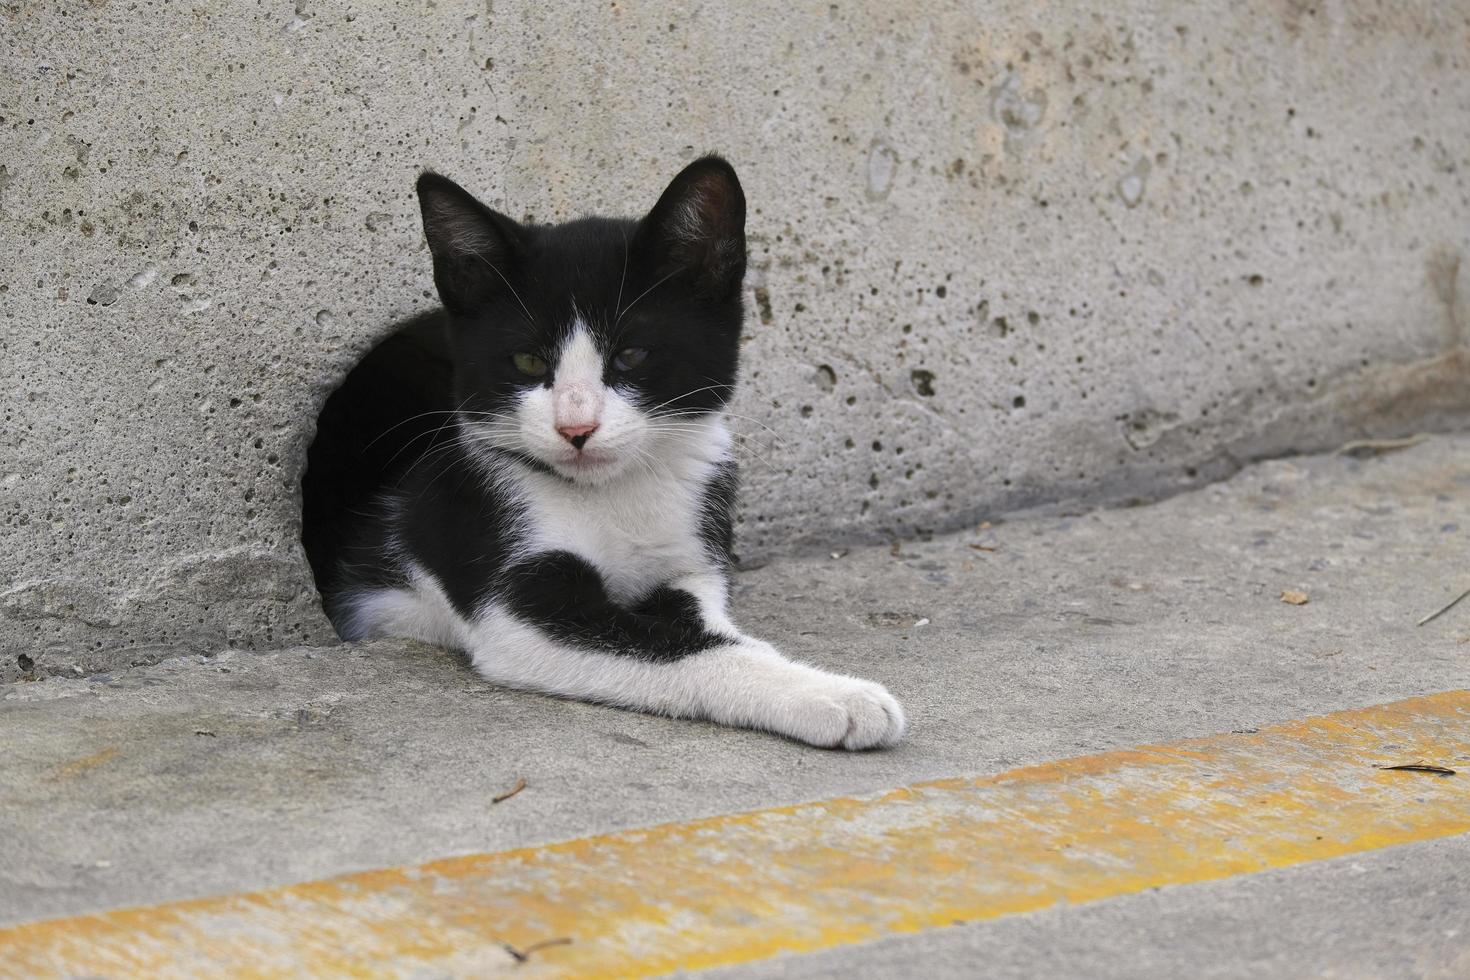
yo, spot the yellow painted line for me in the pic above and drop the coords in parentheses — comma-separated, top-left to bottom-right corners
(4, 691, 1470, 978)
(49, 746, 120, 781)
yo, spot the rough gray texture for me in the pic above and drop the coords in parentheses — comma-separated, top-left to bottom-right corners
(4, 435, 1469, 942)
(3, 2, 1469, 673)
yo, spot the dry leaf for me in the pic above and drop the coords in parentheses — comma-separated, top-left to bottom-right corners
(1337, 434, 1428, 457)
(1417, 586, 1470, 627)
(1281, 589, 1309, 606)
(1375, 763, 1456, 777)
(501, 937, 572, 963)
(492, 776, 527, 804)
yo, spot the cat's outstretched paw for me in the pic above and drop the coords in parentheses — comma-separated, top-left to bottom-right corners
(696, 643, 907, 749)
(785, 674, 907, 750)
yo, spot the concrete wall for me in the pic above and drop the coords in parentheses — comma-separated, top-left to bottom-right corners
(3, 0, 1468, 680)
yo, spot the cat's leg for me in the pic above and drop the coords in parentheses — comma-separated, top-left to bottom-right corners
(330, 582, 465, 648)
(468, 551, 905, 749)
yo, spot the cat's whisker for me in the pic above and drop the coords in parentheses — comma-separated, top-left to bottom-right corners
(625, 446, 663, 483)
(396, 402, 500, 478)
(734, 444, 782, 472)
(459, 423, 524, 436)
(378, 427, 454, 472)
(652, 414, 788, 448)
(648, 399, 780, 433)
(644, 383, 738, 414)
(366, 409, 488, 451)
(613, 228, 630, 330)
(410, 442, 476, 498)
(717, 433, 782, 470)
(455, 411, 523, 435)
(391, 438, 468, 490)
(616, 267, 680, 323)
(383, 397, 479, 471)
(470, 251, 537, 327)
(642, 422, 781, 472)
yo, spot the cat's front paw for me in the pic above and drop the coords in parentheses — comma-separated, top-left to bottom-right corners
(785, 673, 907, 750)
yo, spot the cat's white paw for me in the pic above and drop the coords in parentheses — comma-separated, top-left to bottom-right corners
(781, 673, 907, 750)
(693, 643, 907, 750)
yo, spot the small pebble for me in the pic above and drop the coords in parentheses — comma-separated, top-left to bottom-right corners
(87, 284, 119, 306)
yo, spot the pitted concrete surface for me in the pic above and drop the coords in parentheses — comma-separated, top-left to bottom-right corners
(4, 2, 1470, 674)
(3, 435, 1467, 978)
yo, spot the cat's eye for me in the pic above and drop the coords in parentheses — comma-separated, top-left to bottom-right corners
(511, 352, 548, 377)
(613, 347, 648, 371)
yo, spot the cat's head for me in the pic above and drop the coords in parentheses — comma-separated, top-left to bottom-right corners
(415, 157, 746, 485)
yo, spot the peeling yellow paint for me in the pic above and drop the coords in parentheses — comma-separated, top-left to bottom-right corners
(50, 746, 121, 781)
(4, 692, 1470, 978)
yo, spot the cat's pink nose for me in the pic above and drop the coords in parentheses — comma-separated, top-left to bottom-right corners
(558, 423, 598, 449)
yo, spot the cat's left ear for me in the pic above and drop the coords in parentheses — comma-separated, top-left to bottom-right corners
(416, 172, 524, 315)
(637, 156, 747, 300)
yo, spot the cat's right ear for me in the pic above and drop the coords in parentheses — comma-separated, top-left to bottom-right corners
(416, 172, 523, 315)
(636, 156, 746, 300)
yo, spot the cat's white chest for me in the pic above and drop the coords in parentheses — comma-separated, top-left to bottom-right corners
(519, 464, 715, 604)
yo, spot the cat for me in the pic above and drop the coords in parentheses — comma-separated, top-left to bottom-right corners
(303, 156, 905, 749)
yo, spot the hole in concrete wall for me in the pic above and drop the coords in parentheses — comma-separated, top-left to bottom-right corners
(300, 312, 453, 636)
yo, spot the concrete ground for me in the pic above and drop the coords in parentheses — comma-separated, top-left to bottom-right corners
(3, 433, 1469, 977)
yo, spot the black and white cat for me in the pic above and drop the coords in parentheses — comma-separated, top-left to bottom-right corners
(304, 157, 905, 749)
